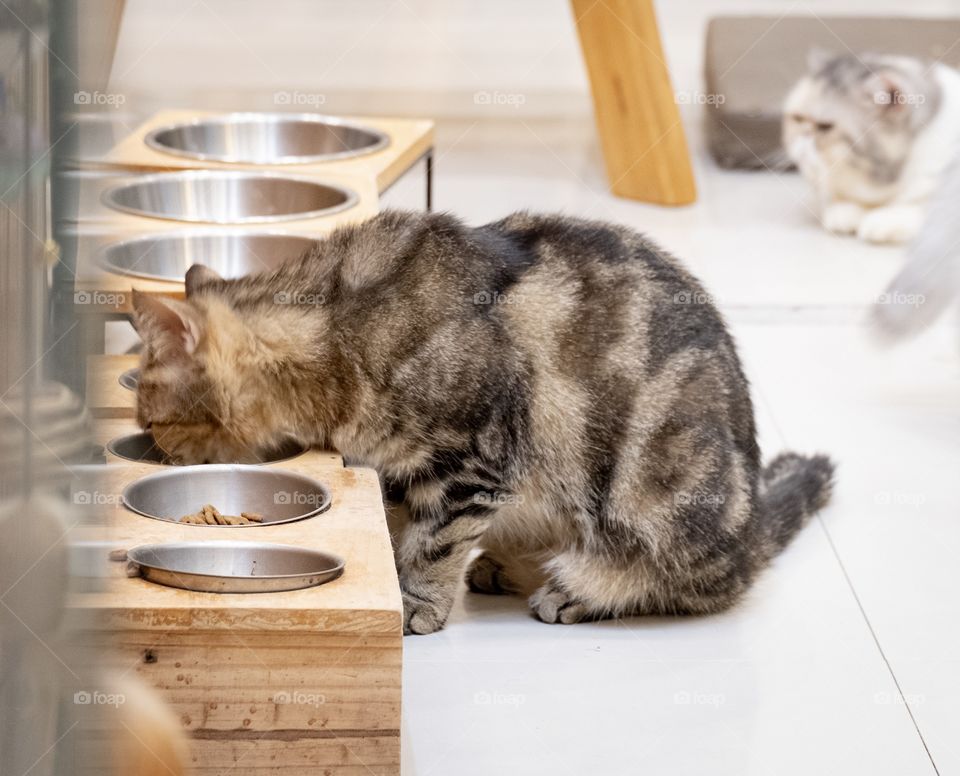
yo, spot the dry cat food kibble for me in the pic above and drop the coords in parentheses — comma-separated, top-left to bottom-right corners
(178, 504, 265, 526)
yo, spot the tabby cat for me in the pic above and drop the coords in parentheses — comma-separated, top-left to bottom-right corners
(783, 51, 960, 244)
(131, 211, 834, 634)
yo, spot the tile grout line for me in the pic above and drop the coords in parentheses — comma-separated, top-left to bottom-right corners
(751, 357, 942, 774)
(814, 513, 941, 776)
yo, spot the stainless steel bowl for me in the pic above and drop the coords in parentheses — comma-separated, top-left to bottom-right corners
(101, 171, 357, 224)
(126, 541, 344, 593)
(144, 113, 389, 165)
(122, 465, 331, 526)
(118, 367, 139, 391)
(98, 231, 318, 282)
(107, 432, 307, 465)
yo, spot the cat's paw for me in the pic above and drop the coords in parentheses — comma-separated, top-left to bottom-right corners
(465, 552, 514, 595)
(402, 590, 448, 635)
(529, 583, 590, 625)
(857, 205, 924, 244)
(822, 202, 865, 235)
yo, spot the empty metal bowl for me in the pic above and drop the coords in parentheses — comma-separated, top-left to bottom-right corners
(126, 541, 344, 593)
(106, 432, 306, 465)
(99, 231, 318, 282)
(144, 113, 389, 165)
(101, 171, 357, 224)
(122, 465, 331, 526)
(118, 367, 139, 391)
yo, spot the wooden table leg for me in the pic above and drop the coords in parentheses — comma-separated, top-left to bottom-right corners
(571, 0, 696, 205)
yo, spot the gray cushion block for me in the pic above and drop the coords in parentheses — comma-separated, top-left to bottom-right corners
(704, 16, 960, 170)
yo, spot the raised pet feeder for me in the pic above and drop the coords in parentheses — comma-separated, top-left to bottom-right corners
(73, 458, 401, 774)
(122, 464, 331, 526)
(99, 231, 319, 282)
(145, 113, 389, 165)
(101, 171, 357, 224)
(126, 541, 344, 593)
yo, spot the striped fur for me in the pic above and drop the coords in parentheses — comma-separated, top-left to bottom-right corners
(131, 211, 834, 634)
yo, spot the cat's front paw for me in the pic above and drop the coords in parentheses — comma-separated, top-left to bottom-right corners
(402, 590, 448, 635)
(529, 583, 590, 625)
(857, 205, 924, 244)
(822, 202, 865, 235)
(465, 552, 514, 595)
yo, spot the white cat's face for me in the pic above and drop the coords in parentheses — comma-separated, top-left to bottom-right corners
(782, 54, 933, 204)
(783, 77, 848, 184)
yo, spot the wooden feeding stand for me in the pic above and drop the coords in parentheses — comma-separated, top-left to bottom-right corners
(71, 414, 403, 773)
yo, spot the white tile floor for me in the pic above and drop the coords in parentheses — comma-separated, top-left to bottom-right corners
(398, 115, 960, 776)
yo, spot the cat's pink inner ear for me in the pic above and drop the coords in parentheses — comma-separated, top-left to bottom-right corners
(865, 70, 909, 113)
(131, 290, 203, 356)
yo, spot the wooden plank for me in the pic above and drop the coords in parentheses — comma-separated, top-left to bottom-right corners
(185, 737, 399, 771)
(79, 629, 402, 774)
(571, 0, 696, 205)
(87, 354, 138, 419)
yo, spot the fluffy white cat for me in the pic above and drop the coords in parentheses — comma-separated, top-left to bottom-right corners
(783, 52, 960, 244)
(872, 151, 960, 341)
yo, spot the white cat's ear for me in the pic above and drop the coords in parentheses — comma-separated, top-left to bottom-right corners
(185, 264, 223, 298)
(863, 67, 911, 113)
(806, 47, 834, 74)
(130, 290, 204, 357)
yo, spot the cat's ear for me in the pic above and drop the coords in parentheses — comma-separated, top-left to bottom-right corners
(806, 47, 834, 74)
(130, 290, 204, 358)
(863, 66, 912, 114)
(185, 264, 223, 298)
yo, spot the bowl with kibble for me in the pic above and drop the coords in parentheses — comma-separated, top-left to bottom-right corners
(121, 465, 331, 527)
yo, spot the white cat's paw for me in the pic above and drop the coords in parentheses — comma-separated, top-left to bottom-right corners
(857, 205, 924, 245)
(822, 202, 865, 235)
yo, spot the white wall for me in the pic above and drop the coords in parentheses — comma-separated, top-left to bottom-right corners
(109, 0, 960, 119)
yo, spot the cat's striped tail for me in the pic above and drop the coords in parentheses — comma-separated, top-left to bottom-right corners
(756, 452, 835, 555)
